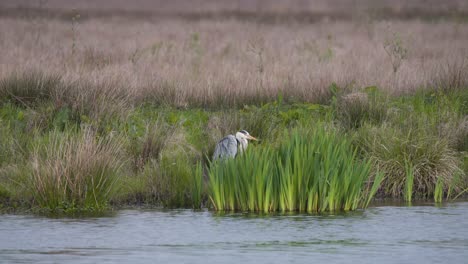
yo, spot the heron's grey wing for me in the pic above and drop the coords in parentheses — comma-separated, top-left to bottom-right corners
(213, 135, 238, 160)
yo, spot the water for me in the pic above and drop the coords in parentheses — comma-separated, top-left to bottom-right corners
(1, 202, 468, 264)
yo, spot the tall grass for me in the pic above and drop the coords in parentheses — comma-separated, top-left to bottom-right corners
(208, 127, 381, 212)
(116, 153, 203, 208)
(29, 129, 123, 213)
(2, 7, 467, 109)
(116, 128, 203, 208)
(358, 123, 463, 200)
(0, 71, 131, 134)
(0, 71, 60, 107)
(332, 86, 388, 130)
(127, 118, 176, 171)
(55, 77, 131, 123)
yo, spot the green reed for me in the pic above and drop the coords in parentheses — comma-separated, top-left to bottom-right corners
(434, 178, 444, 203)
(192, 161, 203, 209)
(208, 127, 380, 212)
(404, 159, 414, 202)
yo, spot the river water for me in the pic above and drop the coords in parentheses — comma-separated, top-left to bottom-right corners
(1, 202, 467, 264)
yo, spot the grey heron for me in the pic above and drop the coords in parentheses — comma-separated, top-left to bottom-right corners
(212, 130, 258, 160)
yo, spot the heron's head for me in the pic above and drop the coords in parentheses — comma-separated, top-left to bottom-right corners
(236, 130, 258, 141)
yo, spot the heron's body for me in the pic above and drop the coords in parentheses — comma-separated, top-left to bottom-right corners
(212, 130, 257, 160)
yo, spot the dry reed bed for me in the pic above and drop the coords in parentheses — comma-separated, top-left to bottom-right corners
(0, 14, 467, 108)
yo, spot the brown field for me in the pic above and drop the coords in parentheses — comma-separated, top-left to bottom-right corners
(1, 0, 467, 107)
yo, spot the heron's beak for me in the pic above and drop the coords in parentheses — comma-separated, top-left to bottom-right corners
(247, 135, 258, 141)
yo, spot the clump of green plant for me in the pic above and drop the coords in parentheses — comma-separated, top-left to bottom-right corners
(357, 123, 463, 201)
(29, 129, 123, 213)
(208, 127, 382, 212)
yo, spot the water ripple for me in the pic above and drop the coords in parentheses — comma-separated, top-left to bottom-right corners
(1, 202, 467, 264)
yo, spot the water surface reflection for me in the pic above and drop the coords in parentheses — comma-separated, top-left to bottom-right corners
(1, 202, 467, 264)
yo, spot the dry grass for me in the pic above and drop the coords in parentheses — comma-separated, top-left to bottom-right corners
(0, 1, 467, 109)
(2, 0, 467, 19)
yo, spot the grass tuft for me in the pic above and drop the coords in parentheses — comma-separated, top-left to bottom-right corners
(0, 71, 60, 107)
(358, 123, 463, 200)
(332, 86, 388, 130)
(29, 129, 123, 213)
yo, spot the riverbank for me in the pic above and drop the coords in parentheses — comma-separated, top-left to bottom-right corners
(0, 74, 466, 213)
(1, 1, 467, 214)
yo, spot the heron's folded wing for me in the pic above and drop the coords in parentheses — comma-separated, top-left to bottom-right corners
(213, 135, 238, 160)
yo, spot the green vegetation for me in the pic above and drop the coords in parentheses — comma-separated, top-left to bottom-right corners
(30, 130, 123, 213)
(0, 72, 467, 214)
(355, 89, 467, 201)
(208, 128, 383, 212)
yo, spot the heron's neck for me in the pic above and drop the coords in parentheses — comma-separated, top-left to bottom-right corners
(236, 135, 248, 152)
(240, 139, 248, 152)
